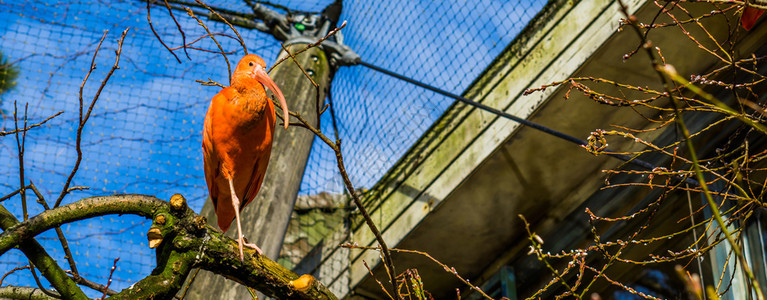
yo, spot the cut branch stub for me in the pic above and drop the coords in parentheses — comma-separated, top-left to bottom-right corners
(289, 274, 316, 292)
(193, 215, 207, 232)
(169, 193, 187, 213)
(147, 227, 163, 249)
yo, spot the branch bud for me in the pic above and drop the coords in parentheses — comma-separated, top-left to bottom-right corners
(155, 214, 166, 225)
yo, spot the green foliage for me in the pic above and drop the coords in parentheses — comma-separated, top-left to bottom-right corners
(0, 52, 19, 95)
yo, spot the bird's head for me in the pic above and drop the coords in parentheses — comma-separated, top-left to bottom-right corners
(233, 54, 289, 129)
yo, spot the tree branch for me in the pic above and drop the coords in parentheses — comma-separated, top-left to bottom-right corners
(54, 28, 129, 208)
(0, 206, 86, 299)
(0, 194, 338, 299)
(0, 286, 58, 300)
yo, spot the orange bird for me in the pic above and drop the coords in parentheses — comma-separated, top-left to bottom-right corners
(202, 54, 288, 260)
(742, 6, 764, 31)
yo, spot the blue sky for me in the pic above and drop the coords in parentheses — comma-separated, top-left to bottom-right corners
(0, 0, 545, 296)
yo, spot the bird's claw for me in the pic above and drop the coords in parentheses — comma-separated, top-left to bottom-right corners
(241, 236, 263, 255)
(237, 235, 263, 261)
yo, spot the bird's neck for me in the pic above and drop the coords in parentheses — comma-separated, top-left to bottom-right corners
(231, 78, 270, 117)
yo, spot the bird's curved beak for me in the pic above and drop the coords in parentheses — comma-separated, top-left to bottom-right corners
(254, 67, 289, 129)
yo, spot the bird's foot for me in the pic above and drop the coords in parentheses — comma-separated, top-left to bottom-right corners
(244, 241, 263, 255)
(237, 236, 263, 261)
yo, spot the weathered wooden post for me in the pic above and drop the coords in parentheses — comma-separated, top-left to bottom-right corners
(179, 1, 357, 297)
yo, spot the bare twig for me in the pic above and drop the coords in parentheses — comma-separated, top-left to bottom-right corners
(0, 265, 32, 286)
(195, 78, 225, 88)
(184, 7, 231, 84)
(54, 28, 129, 208)
(13, 102, 28, 221)
(344, 244, 493, 300)
(162, 0, 191, 60)
(28, 182, 79, 276)
(0, 186, 28, 203)
(0, 110, 63, 137)
(283, 107, 400, 298)
(194, 0, 248, 55)
(28, 261, 61, 299)
(147, 0, 181, 63)
(67, 273, 117, 296)
(100, 258, 119, 300)
(363, 260, 394, 300)
(279, 43, 323, 122)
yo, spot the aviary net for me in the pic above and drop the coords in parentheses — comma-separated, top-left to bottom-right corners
(0, 0, 545, 296)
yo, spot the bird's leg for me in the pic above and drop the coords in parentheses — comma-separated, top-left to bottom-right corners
(228, 178, 263, 260)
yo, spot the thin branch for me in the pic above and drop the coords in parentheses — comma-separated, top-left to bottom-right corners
(54, 28, 129, 208)
(362, 260, 394, 300)
(194, 0, 248, 55)
(345, 244, 493, 300)
(100, 258, 119, 300)
(195, 78, 225, 88)
(281, 103, 400, 299)
(68, 273, 118, 296)
(0, 265, 31, 286)
(147, 0, 182, 63)
(617, 1, 764, 299)
(162, 0, 191, 60)
(279, 43, 322, 122)
(272, 36, 400, 297)
(28, 261, 61, 299)
(13, 102, 27, 221)
(178, 268, 201, 299)
(184, 7, 231, 85)
(0, 110, 63, 137)
(28, 182, 79, 277)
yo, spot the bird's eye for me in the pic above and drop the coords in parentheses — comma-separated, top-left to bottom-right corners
(248, 62, 254, 67)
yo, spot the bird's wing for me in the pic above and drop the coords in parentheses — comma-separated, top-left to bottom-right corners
(202, 91, 228, 210)
(240, 98, 276, 209)
(241, 156, 267, 209)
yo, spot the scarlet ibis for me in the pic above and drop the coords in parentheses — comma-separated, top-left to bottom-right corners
(202, 54, 288, 260)
(742, 6, 764, 31)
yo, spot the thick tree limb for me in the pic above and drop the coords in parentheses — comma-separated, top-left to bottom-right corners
(0, 206, 86, 299)
(0, 194, 338, 299)
(0, 286, 58, 300)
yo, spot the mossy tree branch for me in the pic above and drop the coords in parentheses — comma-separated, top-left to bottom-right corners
(0, 286, 57, 300)
(0, 194, 337, 299)
(0, 205, 87, 299)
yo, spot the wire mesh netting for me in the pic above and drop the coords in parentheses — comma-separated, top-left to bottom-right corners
(0, 0, 546, 296)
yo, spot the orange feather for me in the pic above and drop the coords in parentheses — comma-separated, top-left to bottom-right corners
(202, 54, 288, 258)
